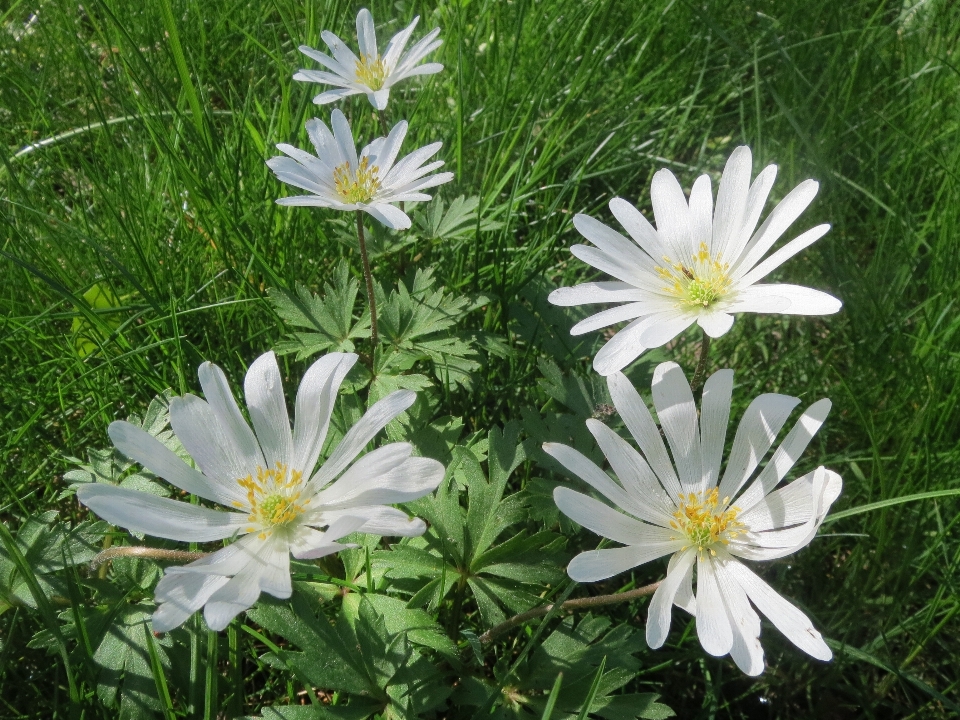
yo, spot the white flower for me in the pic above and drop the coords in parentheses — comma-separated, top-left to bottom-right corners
(546, 361, 842, 675)
(77, 351, 443, 632)
(267, 109, 453, 230)
(549, 146, 842, 375)
(294, 8, 442, 110)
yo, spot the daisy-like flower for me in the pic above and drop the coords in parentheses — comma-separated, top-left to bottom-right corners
(549, 146, 842, 375)
(546, 362, 842, 675)
(76, 351, 443, 632)
(267, 109, 453, 230)
(294, 8, 442, 110)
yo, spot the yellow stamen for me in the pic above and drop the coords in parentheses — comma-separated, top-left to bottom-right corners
(355, 53, 387, 90)
(670, 488, 744, 554)
(655, 242, 732, 309)
(235, 462, 308, 537)
(332, 156, 381, 204)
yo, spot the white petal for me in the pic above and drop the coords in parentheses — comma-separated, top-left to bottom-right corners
(364, 203, 411, 229)
(738, 467, 842, 532)
(291, 353, 357, 476)
(636, 311, 698, 349)
(712, 146, 752, 261)
(570, 303, 650, 336)
(584, 419, 675, 524)
(668, 550, 696, 615)
(169, 394, 255, 488)
(330, 109, 359, 172)
(573, 214, 657, 272)
(76, 484, 248, 542)
(646, 549, 696, 649)
(717, 393, 800, 502)
(650, 169, 691, 261)
(381, 15, 419, 70)
(567, 543, 681, 583)
(607, 372, 683, 500)
(728, 284, 842, 316)
(731, 468, 830, 560)
(726, 164, 777, 262)
(548, 281, 648, 306)
(317, 452, 443, 509)
(311, 87, 360, 105)
(608, 197, 669, 260)
(244, 351, 293, 470)
(736, 399, 831, 511)
(651, 362, 701, 494)
(724, 558, 832, 661)
(319, 506, 427, 538)
(553, 487, 676, 543)
(198, 361, 265, 474)
(320, 30, 361, 76)
(108, 421, 241, 506)
(714, 554, 764, 675)
(697, 311, 735, 338)
(734, 179, 819, 275)
(203, 538, 289, 631)
(356, 8, 378, 60)
(699, 369, 733, 493)
(696, 554, 734, 656)
(381, 141, 442, 186)
(688, 174, 713, 251)
(393, 61, 443, 79)
(368, 121, 408, 176)
(592, 317, 650, 376)
(736, 224, 831, 286)
(368, 89, 390, 110)
(308, 390, 417, 492)
(290, 517, 364, 559)
(152, 573, 230, 632)
(297, 44, 351, 78)
(569, 244, 654, 288)
(542, 443, 650, 521)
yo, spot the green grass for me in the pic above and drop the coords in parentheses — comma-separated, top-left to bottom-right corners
(2, 0, 959, 717)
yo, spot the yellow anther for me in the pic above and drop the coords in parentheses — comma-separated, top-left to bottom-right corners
(333, 156, 382, 204)
(671, 487, 744, 551)
(655, 243, 732, 309)
(355, 53, 387, 89)
(235, 462, 307, 535)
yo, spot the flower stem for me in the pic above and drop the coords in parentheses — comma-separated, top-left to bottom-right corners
(478, 580, 661, 646)
(356, 210, 379, 347)
(690, 328, 712, 394)
(91, 546, 207, 568)
(376, 108, 390, 138)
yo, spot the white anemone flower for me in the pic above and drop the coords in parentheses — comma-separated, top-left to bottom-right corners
(294, 8, 442, 110)
(76, 351, 444, 632)
(549, 146, 842, 375)
(267, 109, 453, 230)
(545, 361, 842, 675)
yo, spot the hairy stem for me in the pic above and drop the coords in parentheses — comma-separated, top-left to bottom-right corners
(91, 546, 207, 568)
(356, 210, 379, 347)
(479, 580, 661, 646)
(690, 328, 712, 393)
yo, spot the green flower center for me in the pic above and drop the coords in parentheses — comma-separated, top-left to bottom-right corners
(656, 243, 733, 309)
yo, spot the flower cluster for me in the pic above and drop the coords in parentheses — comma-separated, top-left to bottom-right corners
(72, 6, 848, 685)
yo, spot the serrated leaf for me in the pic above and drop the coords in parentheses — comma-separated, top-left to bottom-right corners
(413, 195, 504, 241)
(270, 261, 371, 360)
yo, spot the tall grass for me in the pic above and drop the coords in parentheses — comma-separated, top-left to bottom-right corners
(1, 0, 958, 716)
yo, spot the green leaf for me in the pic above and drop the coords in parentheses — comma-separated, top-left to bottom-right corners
(378, 427, 566, 628)
(270, 261, 371, 360)
(454, 615, 674, 719)
(71, 282, 123, 358)
(413, 195, 504, 241)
